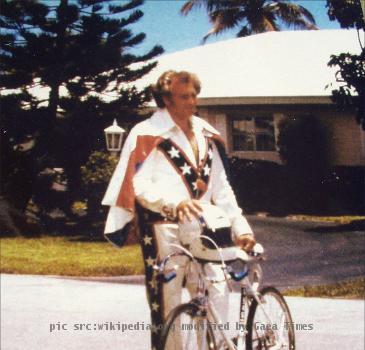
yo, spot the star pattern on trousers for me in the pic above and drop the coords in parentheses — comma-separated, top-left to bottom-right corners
(146, 256, 155, 267)
(151, 324, 159, 334)
(143, 235, 152, 245)
(148, 278, 157, 291)
(208, 148, 213, 159)
(151, 302, 160, 312)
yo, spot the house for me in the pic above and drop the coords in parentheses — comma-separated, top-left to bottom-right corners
(136, 29, 365, 167)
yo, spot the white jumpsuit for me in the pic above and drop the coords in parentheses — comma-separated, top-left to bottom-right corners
(129, 109, 253, 349)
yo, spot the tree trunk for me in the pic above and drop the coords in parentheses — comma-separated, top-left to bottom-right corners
(0, 197, 41, 237)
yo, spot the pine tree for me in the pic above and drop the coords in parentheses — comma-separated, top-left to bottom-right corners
(0, 0, 163, 231)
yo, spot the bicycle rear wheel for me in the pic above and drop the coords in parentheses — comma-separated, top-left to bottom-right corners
(159, 302, 217, 350)
(246, 287, 295, 350)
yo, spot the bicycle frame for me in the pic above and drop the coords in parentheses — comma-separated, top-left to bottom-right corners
(156, 238, 289, 350)
(206, 275, 286, 350)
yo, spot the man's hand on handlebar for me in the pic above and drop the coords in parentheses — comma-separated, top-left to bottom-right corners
(235, 234, 256, 253)
(176, 199, 202, 222)
(176, 201, 256, 253)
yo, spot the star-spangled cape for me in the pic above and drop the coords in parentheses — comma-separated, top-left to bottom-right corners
(101, 108, 229, 248)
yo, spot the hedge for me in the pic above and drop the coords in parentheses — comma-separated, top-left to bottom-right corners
(229, 158, 364, 216)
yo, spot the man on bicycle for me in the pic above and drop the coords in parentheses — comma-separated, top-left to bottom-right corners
(102, 70, 255, 349)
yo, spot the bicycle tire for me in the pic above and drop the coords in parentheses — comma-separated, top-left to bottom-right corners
(246, 286, 295, 350)
(159, 302, 217, 350)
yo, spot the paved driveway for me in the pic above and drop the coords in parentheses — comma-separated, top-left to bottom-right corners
(75, 216, 365, 289)
(246, 216, 365, 288)
(1, 274, 364, 350)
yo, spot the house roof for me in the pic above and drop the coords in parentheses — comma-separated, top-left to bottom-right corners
(135, 29, 363, 102)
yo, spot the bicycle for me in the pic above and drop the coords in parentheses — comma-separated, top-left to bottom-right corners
(154, 235, 295, 350)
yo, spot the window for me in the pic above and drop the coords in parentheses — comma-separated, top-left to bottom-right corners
(231, 116, 275, 151)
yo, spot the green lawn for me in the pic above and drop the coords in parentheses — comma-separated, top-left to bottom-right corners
(286, 215, 365, 224)
(0, 236, 144, 276)
(283, 278, 365, 299)
(1, 236, 364, 299)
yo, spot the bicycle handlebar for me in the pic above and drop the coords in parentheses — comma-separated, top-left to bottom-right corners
(157, 269, 178, 283)
(154, 240, 264, 284)
(226, 265, 249, 282)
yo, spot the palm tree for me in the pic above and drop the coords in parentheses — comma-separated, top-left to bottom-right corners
(181, 0, 317, 42)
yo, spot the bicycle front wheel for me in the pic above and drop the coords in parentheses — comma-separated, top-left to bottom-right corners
(159, 302, 217, 350)
(246, 287, 295, 350)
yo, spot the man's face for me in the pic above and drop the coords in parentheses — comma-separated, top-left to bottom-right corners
(164, 78, 198, 121)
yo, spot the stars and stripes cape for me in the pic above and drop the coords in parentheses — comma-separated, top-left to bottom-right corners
(101, 108, 230, 248)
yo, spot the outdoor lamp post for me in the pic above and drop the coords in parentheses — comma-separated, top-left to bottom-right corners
(104, 119, 125, 155)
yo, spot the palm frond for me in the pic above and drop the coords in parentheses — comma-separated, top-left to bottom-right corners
(273, 2, 318, 29)
(181, 0, 235, 15)
(181, 0, 201, 15)
(203, 8, 245, 41)
(236, 25, 252, 37)
(296, 4, 317, 24)
(262, 16, 278, 32)
(182, 0, 317, 41)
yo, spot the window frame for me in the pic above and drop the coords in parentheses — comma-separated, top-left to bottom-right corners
(230, 114, 276, 152)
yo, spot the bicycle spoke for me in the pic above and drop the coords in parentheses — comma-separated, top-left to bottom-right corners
(246, 287, 295, 350)
(160, 303, 217, 350)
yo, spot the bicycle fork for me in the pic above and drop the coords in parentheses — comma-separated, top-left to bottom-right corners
(236, 286, 248, 350)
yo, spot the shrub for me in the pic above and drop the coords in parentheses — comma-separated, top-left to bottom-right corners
(229, 156, 364, 215)
(80, 151, 118, 221)
(81, 151, 118, 188)
(276, 116, 332, 213)
(321, 166, 365, 214)
(229, 158, 288, 215)
(277, 115, 329, 172)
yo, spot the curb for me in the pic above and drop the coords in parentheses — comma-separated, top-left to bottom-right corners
(55, 274, 145, 285)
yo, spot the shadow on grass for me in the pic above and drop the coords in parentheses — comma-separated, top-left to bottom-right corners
(1, 213, 141, 245)
(46, 218, 108, 242)
(67, 234, 107, 243)
(0, 215, 108, 242)
(305, 219, 365, 234)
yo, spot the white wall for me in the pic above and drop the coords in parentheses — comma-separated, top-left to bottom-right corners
(199, 106, 365, 167)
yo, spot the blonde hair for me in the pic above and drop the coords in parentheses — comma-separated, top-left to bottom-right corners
(151, 70, 201, 108)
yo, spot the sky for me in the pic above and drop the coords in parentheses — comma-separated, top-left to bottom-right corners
(130, 0, 341, 56)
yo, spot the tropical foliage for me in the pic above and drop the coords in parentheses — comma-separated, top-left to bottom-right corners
(80, 151, 118, 219)
(326, 0, 365, 129)
(327, 0, 365, 29)
(181, 0, 317, 41)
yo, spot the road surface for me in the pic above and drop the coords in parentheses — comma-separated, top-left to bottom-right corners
(1, 274, 364, 350)
(246, 216, 365, 288)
